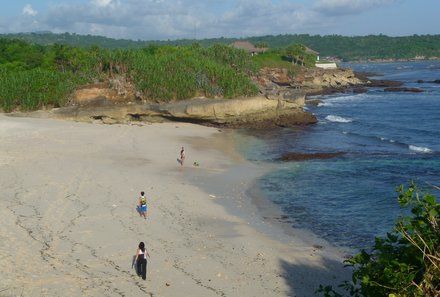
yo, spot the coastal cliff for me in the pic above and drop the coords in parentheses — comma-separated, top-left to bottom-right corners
(31, 67, 365, 128)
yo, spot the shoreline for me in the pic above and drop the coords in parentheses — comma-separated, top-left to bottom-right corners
(0, 115, 351, 296)
(184, 128, 355, 251)
(180, 128, 354, 292)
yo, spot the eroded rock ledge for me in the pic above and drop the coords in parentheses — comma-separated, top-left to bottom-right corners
(51, 95, 316, 128)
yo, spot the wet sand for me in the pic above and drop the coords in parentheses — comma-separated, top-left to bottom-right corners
(0, 114, 351, 296)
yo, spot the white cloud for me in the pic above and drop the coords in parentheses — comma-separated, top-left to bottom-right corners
(22, 4, 38, 16)
(92, 0, 113, 8)
(313, 0, 396, 16)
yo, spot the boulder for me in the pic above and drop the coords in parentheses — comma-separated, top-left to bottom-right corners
(366, 80, 403, 87)
(384, 87, 424, 93)
(277, 152, 346, 161)
(291, 68, 364, 95)
(305, 99, 323, 106)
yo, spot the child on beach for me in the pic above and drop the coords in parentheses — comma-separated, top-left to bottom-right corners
(139, 191, 147, 219)
(134, 241, 150, 280)
(180, 146, 185, 166)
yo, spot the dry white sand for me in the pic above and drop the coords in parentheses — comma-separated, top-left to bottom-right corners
(0, 114, 351, 297)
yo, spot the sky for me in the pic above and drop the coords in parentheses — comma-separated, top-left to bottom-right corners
(0, 0, 438, 41)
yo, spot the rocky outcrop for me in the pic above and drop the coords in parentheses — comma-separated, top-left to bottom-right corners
(53, 95, 316, 128)
(71, 76, 138, 105)
(256, 67, 366, 99)
(42, 67, 369, 128)
(44, 70, 319, 128)
(384, 87, 424, 92)
(365, 80, 403, 88)
(158, 96, 316, 128)
(158, 96, 304, 121)
(296, 68, 364, 90)
(416, 79, 440, 84)
(277, 152, 346, 161)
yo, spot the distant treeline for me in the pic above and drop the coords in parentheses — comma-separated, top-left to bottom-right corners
(2, 32, 440, 61)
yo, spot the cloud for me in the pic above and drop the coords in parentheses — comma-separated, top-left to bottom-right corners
(0, 0, 421, 40)
(22, 4, 38, 16)
(313, 0, 396, 16)
(92, 0, 117, 8)
(203, 0, 313, 38)
(39, 0, 206, 39)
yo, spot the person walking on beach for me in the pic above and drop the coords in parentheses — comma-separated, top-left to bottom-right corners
(134, 241, 150, 280)
(180, 146, 186, 166)
(139, 191, 147, 219)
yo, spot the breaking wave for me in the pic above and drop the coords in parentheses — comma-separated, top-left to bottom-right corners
(409, 145, 433, 153)
(325, 115, 353, 123)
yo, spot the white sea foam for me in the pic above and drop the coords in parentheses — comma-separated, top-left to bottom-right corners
(409, 145, 433, 153)
(326, 93, 368, 104)
(318, 102, 333, 107)
(325, 115, 352, 123)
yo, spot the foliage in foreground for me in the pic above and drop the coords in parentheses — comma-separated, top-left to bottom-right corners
(317, 183, 440, 297)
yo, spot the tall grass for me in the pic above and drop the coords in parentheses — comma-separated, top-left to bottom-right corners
(0, 68, 85, 112)
(129, 45, 258, 101)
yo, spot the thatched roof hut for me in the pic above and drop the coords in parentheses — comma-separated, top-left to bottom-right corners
(230, 41, 268, 55)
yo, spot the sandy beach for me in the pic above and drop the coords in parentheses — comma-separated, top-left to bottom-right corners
(0, 114, 351, 297)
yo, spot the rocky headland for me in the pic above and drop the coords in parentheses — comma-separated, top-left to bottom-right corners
(15, 66, 415, 128)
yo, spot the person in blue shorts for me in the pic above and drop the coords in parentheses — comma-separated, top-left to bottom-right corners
(139, 191, 147, 219)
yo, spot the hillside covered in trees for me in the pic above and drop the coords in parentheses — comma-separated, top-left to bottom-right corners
(1, 32, 440, 61)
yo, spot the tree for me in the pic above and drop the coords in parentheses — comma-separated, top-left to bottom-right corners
(284, 44, 316, 67)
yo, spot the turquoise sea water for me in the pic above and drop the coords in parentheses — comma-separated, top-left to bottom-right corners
(235, 61, 440, 250)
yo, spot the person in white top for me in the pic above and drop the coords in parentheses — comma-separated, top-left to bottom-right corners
(135, 241, 150, 280)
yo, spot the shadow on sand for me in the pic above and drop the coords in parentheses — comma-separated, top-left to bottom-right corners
(279, 256, 352, 297)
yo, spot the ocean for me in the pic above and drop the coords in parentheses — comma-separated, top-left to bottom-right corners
(234, 60, 440, 251)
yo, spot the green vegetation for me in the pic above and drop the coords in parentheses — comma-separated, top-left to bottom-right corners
(252, 50, 297, 69)
(0, 68, 83, 111)
(2, 32, 440, 61)
(0, 40, 90, 111)
(284, 44, 316, 67)
(128, 44, 258, 101)
(318, 183, 440, 297)
(0, 39, 260, 111)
